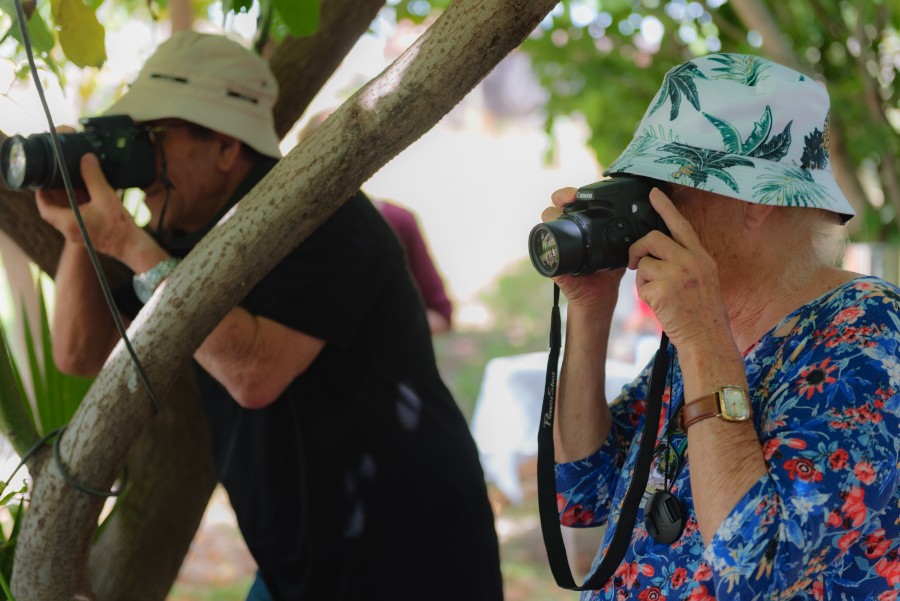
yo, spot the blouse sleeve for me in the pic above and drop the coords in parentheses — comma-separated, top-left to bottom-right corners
(555, 361, 656, 527)
(704, 282, 900, 597)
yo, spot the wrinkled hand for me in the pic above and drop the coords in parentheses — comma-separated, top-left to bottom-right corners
(543, 187, 624, 311)
(36, 153, 143, 260)
(627, 188, 730, 350)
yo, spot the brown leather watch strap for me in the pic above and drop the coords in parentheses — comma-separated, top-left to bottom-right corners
(681, 392, 720, 430)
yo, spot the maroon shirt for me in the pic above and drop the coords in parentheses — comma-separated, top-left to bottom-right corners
(376, 201, 453, 326)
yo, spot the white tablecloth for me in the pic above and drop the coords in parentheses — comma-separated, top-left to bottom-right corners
(471, 349, 648, 504)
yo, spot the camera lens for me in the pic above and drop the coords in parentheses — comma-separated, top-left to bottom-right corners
(0, 134, 58, 190)
(3, 138, 27, 190)
(533, 229, 560, 274)
(528, 219, 585, 277)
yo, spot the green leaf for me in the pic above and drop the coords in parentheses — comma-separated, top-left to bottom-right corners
(22, 9, 54, 54)
(703, 112, 742, 154)
(741, 106, 773, 155)
(273, 0, 319, 37)
(0, 0, 56, 54)
(50, 0, 106, 68)
(222, 0, 254, 13)
(20, 287, 92, 435)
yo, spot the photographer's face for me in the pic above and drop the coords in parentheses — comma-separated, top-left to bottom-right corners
(141, 119, 231, 233)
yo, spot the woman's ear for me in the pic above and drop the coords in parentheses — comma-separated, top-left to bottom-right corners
(743, 201, 775, 230)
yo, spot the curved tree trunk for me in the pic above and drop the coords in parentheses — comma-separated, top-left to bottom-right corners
(269, 0, 387, 138)
(89, 365, 215, 601)
(11, 0, 559, 598)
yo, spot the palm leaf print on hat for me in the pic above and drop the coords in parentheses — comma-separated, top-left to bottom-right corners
(801, 127, 829, 170)
(706, 54, 770, 86)
(648, 62, 708, 121)
(703, 106, 793, 161)
(753, 164, 835, 207)
(655, 143, 754, 192)
(606, 126, 681, 173)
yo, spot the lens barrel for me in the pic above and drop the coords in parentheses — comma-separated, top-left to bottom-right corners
(528, 218, 587, 277)
(0, 133, 92, 190)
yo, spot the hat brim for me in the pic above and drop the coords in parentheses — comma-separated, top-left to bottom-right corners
(603, 134, 855, 224)
(107, 79, 282, 158)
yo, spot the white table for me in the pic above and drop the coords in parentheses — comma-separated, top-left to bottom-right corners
(470, 349, 648, 504)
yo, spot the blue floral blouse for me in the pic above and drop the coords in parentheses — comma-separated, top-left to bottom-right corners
(556, 276, 900, 600)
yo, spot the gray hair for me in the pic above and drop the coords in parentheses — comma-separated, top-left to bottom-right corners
(777, 206, 847, 288)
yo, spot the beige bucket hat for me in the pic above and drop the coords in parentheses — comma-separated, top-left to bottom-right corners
(106, 31, 281, 158)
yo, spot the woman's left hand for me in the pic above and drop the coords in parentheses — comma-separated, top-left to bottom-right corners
(627, 187, 732, 352)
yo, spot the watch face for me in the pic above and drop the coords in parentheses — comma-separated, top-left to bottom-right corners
(721, 387, 751, 421)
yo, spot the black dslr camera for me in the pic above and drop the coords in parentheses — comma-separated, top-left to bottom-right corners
(528, 176, 669, 277)
(0, 115, 156, 191)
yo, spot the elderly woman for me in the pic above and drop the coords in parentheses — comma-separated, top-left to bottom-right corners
(549, 53, 900, 600)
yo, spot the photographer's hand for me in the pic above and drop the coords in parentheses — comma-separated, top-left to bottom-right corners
(36, 153, 165, 271)
(545, 187, 625, 310)
(626, 187, 732, 352)
(36, 153, 169, 375)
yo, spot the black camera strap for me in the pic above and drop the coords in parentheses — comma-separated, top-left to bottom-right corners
(537, 283, 669, 590)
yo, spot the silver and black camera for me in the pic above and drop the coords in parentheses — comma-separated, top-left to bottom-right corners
(529, 176, 669, 277)
(0, 115, 156, 191)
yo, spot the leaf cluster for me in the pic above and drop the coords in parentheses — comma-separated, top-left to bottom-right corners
(0, 0, 322, 75)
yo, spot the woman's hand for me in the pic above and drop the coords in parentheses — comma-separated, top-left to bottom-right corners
(544, 187, 625, 311)
(627, 187, 731, 351)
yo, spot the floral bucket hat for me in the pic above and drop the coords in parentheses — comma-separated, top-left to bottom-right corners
(603, 53, 855, 223)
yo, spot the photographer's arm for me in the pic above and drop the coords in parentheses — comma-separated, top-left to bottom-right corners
(49, 241, 122, 375)
(554, 297, 618, 462)
(545, 187, 625, 462)
(38, 154, 320, 405)
(193, 311, 325, 409)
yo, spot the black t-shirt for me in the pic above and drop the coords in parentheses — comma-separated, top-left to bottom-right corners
(120, 161, 502, 601)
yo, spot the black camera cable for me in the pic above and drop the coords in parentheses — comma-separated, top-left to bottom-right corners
(11, 0, 157, 497)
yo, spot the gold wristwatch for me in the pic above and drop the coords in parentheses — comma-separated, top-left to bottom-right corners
(681, 386, 752, 430)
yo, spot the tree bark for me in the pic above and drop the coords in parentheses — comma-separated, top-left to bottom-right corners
(89, 365, 216, 601)
(12, 0, 559, 598)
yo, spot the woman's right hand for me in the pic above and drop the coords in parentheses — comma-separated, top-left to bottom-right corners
(544, 187, 625, 311)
